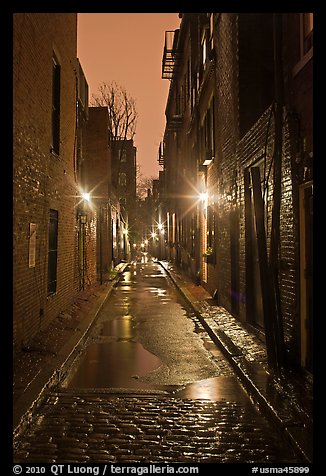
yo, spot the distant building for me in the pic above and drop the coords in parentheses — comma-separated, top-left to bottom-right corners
(82, 106, 121, 280)
(160, 13, 313, 370)
(111, 139, 137, 259)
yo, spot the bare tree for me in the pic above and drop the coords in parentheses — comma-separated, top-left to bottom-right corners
(136, 165, 156, 200)
(91, 81, 138, 185)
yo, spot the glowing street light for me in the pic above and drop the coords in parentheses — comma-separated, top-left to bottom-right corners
(81, 192, 91, 202)
(199, 192, 208, 203)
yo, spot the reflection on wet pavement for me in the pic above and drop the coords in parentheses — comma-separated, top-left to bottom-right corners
(62, 261, 238, 399)
(174, 376, 250, 403)
(100, 317, 135, 340)
(64, 341, 162, 389)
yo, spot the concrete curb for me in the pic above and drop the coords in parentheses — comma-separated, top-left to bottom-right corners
(13, 263, 128, 440)
(159, 260, 313, 463)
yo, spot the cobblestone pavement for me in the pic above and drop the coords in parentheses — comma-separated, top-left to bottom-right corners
(14, 390, 298, 464)
(13, 262, 301, 464)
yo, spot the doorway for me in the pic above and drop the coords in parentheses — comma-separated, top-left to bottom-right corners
(299, 182, 313, 372)
(244, 167, 265, 328)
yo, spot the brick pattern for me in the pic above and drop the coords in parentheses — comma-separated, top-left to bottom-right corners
(161, 13, 312, 365)
(213, 14, 239, 312)
(13, 14, 78, 348)
(236, 107, 297, 352)
(14, 392, 297, 463)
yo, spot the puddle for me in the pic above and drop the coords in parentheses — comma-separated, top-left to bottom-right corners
(174, 376, 250, 403)
(64, 341, 162, 389)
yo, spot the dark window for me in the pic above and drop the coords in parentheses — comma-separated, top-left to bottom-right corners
(207, 205, 216, 263)
(119, 172, 127, 187)
(48, 209, 58, 295)
(204, 97, 215, 159)
(120, 149, 127, 163)
(52, 55, 61, 155)
(238, 14, 275, 137)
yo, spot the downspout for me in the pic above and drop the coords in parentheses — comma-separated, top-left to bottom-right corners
(269, 13, 285, 368)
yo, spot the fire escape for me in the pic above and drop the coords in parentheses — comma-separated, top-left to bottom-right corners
(162, 30, 180, 80)
(158, 141, 165, 168)
(162, 29, 183, 134)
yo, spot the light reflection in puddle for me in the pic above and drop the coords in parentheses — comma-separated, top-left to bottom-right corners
(100, 318, 135, 340)
(174, 376, 249, 402)
(64, 341, 162, 389)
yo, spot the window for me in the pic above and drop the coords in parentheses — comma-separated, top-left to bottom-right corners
(119, 172, 127, 187)
(51, 55, 61, 155)
(302, 13, 313, 56)
(293, 13, 313, 76)
(201, 29, 207, 66)
(209, 13, 214, 51)
(204, 97, 215, 161)
(238, 14, 274, 137)
(207, 205, 216, 263)
(48, 209, 58, 295)
(120, 149, 127, 163)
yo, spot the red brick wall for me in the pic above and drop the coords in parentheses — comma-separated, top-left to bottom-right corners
(83, 107, 113, 277)
(213, 13, 239, 312)
(161, 13, 311, 365)
(13, 13, 79, 348)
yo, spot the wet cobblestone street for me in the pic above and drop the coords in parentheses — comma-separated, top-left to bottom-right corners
(14, 391, 298, 463)
(13, 261, 301, 464)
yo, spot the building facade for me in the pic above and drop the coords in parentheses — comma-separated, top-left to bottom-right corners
(159, 13, 313, 370)
(82, 106, 116, 283)
(13, 13, 81, 348)
(111, 139, 137, 259)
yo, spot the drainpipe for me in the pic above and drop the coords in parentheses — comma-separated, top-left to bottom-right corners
(269, 13, 285, 368)
(99, 206, 103, 285)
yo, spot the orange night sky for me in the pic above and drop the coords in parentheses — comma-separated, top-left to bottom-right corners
(77, 13, 181, 180)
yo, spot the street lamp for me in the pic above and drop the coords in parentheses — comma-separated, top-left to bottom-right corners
(199, 192, 208, 205)
(81, 192, 91, 202)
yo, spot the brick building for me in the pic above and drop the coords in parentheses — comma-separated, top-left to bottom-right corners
(13, 14, 89, 349)
(111, 139, 137, 258)
(82, 106, 125, 279)
(159, 13, 313, 370)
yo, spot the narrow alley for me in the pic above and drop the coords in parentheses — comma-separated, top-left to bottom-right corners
(13, 12, 314, 471)
(13, 259, 300, 464)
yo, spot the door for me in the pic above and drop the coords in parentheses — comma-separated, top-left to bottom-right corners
(299, 183, 313, 371)
(244, 167, 264, 328)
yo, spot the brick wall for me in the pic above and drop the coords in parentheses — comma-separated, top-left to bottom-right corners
(236, 106, 299, 359)
(13, 13, 79, 348)
(161, 13, 310, 366)
(213, 13, 239, 312)
(83, 107, 112, 279)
